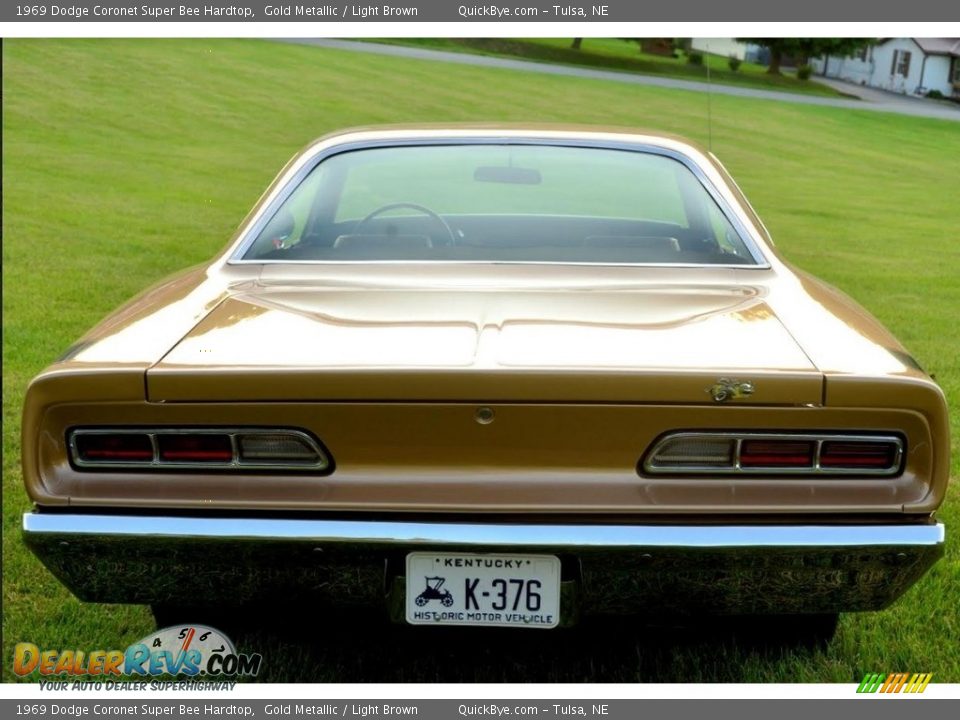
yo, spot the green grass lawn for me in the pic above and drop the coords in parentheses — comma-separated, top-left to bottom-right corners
(3, 38, 958, 683)
(372, 38, 846, 97)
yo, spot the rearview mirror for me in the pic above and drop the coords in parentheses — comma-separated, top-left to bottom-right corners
(473, 166, 542, 185)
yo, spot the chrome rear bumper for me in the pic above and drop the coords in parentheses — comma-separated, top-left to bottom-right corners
(22, 513, 945, 617)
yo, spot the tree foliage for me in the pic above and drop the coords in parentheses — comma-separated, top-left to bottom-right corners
(738, 38, 874, 75)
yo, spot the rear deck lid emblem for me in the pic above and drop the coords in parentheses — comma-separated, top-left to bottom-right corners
(709, 378, 755, 403)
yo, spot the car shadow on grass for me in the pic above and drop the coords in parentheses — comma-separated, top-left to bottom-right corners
(218, 606, 831, 683)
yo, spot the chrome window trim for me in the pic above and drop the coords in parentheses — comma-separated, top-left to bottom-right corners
(68, 428, 331, 473)
(642, 432, 905, 477)
(246, 260, 769, 270)
(226, 137, 771, 268)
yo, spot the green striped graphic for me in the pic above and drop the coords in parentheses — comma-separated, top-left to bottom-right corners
(857, 672, 886, 693)
(857, 672, 932, 693)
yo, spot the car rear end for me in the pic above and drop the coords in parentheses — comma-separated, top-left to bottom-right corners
(21, 275, 948, 629)
(21, 128, 949, 632)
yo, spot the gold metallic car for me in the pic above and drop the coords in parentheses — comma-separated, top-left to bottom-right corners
(22, 126, 948, 639)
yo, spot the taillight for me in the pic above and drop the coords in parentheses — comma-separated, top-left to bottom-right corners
(74, 433, 153, 463)
(643, 433, 902, 476)
(739, 440, 815, 468)
(646, 436, 734, 467)
(237, 433, 321, 465)
(820, 440, 899, 469)
(68, 429, 331, 472)
(158, 434, 233, 464)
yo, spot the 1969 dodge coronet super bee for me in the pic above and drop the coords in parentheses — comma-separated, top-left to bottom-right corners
(22, 126, 948, 637)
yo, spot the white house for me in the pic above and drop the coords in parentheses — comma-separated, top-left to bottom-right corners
(811, 38, 960, 97)
(691, 38, 751, 61)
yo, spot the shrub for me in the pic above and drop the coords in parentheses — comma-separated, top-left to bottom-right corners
(640, 38, 677, 57)
(727, 55, 742, 72)
(926, 89, 944, 99)
(687, 51, 704, 66)
(797, 64, 813, 81)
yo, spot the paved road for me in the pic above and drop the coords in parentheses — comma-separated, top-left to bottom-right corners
(814, 74, 960, 108)
(284, 39, 960, 123)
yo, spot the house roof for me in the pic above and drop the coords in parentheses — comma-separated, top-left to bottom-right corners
(909, 38, 960, 57)
(876, 38, 960, 57)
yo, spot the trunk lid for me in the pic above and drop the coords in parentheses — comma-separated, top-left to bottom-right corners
(146, 284, 822, 405)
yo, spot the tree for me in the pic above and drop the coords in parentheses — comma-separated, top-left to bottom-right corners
(810, 38, 876, 76)
(738, 38, 799, 75)
(570, 38, 582, 50)
(738, 38, 873, 75)
(621, 38, 681, 57)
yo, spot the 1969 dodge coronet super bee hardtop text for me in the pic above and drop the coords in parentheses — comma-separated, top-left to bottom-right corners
(22, 126, 948, 637)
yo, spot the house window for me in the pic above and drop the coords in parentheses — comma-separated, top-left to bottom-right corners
(891, 49, 912, 76)
(953, 59, 960, 86)
(899, 51, 912, 76)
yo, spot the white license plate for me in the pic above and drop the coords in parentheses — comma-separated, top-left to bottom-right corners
(405, 552, 561, 629)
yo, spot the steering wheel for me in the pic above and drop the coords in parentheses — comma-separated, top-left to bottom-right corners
(352, 202, 457, 246)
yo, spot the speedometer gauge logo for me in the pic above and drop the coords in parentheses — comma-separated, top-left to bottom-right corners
(125, 625, 260, 677)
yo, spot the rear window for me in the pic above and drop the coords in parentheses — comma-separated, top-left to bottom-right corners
(241, 144, 759, 265)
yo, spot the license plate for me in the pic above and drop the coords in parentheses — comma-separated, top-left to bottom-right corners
(405, 552, 561, 629)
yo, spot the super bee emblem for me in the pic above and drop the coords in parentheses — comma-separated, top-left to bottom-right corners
(709, 378, 755, 403)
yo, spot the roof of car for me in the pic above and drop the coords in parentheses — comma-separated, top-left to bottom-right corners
(308, 124, 711, 156)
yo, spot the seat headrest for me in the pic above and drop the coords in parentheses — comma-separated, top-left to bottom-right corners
(333, 234, 434, 252)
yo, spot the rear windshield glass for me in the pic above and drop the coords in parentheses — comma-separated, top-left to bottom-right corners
(241, 145, 759, 265)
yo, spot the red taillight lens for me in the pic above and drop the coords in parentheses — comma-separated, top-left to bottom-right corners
(739, 440, 815, 468)
(70, 428, 330, 472)
(157, 434, 233, 463)
(820, 441, 897, 469)
(644, 433, 902, 476)
(74, 433, 153, 462)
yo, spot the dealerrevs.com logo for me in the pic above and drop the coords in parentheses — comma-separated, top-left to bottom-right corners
(13, 625, 262, 679)
(857, 673, 933, 694)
